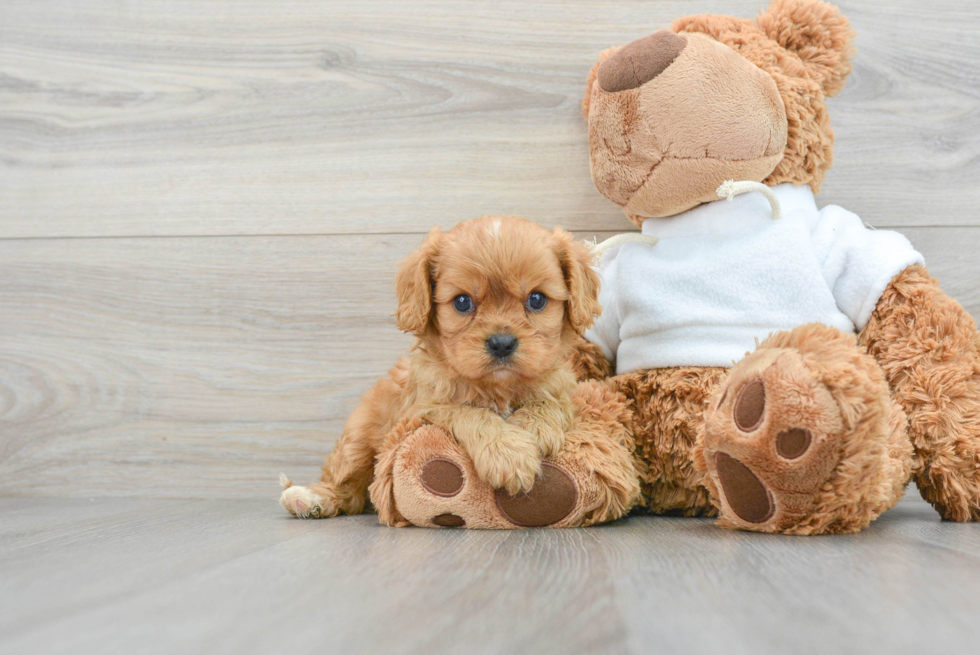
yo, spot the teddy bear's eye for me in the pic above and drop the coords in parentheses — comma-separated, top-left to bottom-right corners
(526, 291, 547, 312)
(452, 294, 474, 313)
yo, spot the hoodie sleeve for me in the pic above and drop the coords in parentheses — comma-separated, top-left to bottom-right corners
(811, 205, 925, 330)
(583, 247, 623, 364)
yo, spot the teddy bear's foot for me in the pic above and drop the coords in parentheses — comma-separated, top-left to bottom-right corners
(702, 348, 844, 532)
(700, 325, 912, 535)
(385, 424, 584, 529)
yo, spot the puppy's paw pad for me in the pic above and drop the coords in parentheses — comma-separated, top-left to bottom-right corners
(280, 485, 323, 519)
(495, 463, 578, 527)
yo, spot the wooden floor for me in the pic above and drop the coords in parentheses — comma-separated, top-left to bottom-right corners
(1, 493, 978, 655)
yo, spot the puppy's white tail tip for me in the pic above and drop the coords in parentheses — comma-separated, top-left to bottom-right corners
(279, 473, 293, 490)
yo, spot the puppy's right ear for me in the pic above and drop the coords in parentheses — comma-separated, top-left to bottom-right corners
(394, 227, 442, 334)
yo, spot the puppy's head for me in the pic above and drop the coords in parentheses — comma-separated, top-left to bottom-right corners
(395, 216, 600, 384)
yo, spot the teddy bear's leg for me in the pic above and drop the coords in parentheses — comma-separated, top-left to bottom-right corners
(367, 382, 641, 528)
(860, 264, 980, 521)
(698, 323, 913, 535)
(609, 366, 727, 517)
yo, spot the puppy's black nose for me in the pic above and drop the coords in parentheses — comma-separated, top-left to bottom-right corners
(486, 334, 518, 359)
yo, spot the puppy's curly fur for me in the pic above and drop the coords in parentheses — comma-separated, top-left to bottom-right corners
(281, 216, 601, 518)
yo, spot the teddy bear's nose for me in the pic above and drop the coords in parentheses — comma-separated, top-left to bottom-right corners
(597, 30, 687, 92)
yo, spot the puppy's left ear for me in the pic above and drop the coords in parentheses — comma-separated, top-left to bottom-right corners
(552, 227, 602, 333)
(394, 227, 442, 335)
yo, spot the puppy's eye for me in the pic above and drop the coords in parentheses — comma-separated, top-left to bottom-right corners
(526, 291, 547, 312)
(452, 294, 475, 313)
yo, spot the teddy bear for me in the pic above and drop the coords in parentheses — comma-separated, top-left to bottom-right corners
(573, 0, 980, 534)
(368, 0, 980, 535)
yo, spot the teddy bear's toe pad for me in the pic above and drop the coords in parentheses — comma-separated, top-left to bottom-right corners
(495, 463, 578, 527)
(419, 458, 464, 497)
(431, 513, 466, 527)
(713, 452, 773, 524)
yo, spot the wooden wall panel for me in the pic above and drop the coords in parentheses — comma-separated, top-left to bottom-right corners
(1, 1, 979, 238)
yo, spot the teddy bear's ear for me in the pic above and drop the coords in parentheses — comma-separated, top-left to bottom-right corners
(755, 0, 856, 96)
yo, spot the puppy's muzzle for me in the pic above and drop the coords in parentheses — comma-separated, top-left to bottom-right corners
(486, 334, 518, 360)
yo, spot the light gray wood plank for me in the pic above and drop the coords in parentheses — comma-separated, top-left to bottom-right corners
(1, 227, 978, 498)
(1, 496, 978, 655)
(2, 1, 980, 238)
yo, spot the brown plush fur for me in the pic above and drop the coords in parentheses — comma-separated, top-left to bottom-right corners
(608, 366, 725, 517)
(368, 381, 641, 528)
(280, 216, 603, 518)
(860, 264, 980, 521)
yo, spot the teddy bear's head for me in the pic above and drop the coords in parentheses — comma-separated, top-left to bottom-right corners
(584, 0, 855, 225)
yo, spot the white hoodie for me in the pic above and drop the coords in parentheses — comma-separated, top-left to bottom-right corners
(585, 183, 924, 374)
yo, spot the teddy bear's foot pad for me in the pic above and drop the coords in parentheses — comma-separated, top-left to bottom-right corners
(391, 424, 589, 529)
(703, 348, 844, 532)
(713, 452, 773, 524)
(494, 463, 578, 527)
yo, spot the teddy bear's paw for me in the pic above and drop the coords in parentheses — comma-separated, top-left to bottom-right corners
(279, 484, 332, 519)
(492, 463, 578, 528)
(702, 348, 845, 533)
(389, 424, 582, 529)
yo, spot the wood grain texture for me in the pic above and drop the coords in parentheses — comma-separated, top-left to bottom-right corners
(1, 0, 980, 238)
(2, 495, 979, 655)
(1, 228, 978, 498)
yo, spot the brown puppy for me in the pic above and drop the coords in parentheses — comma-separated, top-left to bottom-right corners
(280, 216, 601, 518)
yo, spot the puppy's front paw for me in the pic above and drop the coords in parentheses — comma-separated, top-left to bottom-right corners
(507, 408, 569, 459)
(537, 428, 566, 459)
(472, 427, 542, 496)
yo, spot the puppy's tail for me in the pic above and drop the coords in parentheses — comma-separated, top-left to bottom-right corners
(278, 473, 293, 490)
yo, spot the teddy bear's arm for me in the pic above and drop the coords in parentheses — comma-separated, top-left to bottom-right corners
(859, 263, 980, 521)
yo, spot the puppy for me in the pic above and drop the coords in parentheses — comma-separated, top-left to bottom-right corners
(280, 216, 601, 519)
